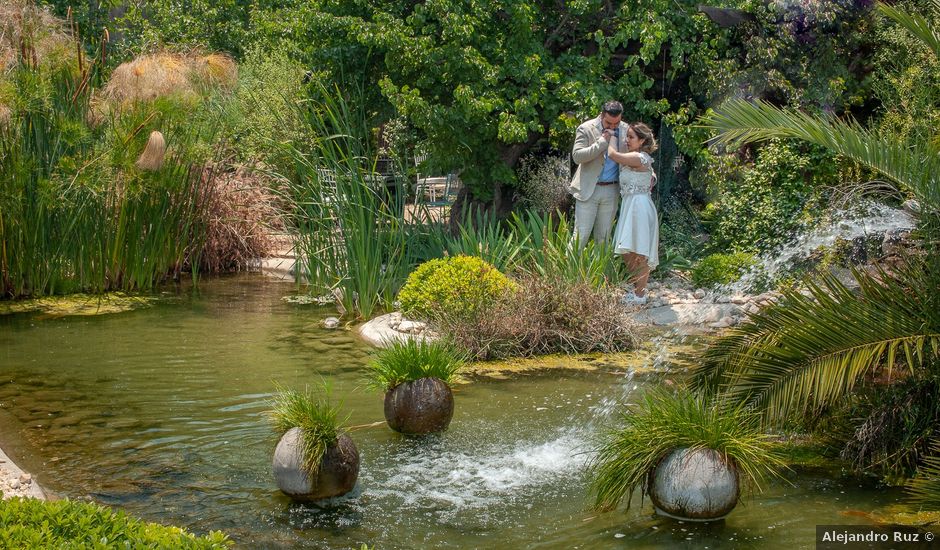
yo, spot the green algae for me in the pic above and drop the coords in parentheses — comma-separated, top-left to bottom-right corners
(0, 293, 155, 317)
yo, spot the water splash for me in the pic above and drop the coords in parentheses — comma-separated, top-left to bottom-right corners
(726, 201, 915, 294)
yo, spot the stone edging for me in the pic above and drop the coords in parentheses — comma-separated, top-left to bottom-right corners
(0, 446, 46, 500)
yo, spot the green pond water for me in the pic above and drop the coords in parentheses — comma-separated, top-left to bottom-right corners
(0, 275, 902, 549)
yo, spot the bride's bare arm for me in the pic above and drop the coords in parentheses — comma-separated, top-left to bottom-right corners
(607, 143, 649, 170)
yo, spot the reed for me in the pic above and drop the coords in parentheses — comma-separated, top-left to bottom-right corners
(279, 80, 413, 318)
(0, 28, 217, 298)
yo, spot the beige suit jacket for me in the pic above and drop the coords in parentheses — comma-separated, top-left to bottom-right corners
(568, 115, 629, 201)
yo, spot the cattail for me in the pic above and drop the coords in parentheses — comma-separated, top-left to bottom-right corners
(136, 131, 166, 171)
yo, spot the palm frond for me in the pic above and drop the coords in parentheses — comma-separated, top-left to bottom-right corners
(692, 257, 940, 425)
(700, 101, 940, 213)
(906, 438, 940, 511)
(877, 1, 940, 60)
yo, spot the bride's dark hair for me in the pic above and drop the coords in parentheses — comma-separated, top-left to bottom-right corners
(630, 122, 658, 154)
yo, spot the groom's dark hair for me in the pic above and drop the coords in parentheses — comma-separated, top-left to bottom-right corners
(602, 101, 623, 116)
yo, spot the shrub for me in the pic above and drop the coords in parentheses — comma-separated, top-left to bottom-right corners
(691, 252, 757, 288)
(269, 385, 343, 476)
(398, 255, 516, 321)
(515, 152, 572, 215)
(700, 140, 837, 253)
(436, 274, 635, 360)
(0, 496, 230, 548)
(367, 339, 465, 390)
(197, 166, 280, 273)
(589, 389, 786, 511)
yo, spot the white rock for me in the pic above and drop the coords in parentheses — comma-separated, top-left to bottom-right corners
(730, 295, 748, 305)
(715, 295, 730, 304)
(903, 199, 921, 215)
(650, 447, 740, 521)
(18, 473, 30, 484)
(693, 289, 706, 299)
(322, 317, 340, 329)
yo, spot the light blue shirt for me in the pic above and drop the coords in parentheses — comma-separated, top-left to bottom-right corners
(598, 132, 619, 183)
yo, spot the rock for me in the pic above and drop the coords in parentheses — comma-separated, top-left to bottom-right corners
(715, 295, 730, 304)
(397, 320, 427, 334)
(745, 303, 761, 315)
(730, 295, 748, 305)
(902, 199, 922, 215)
(322, 317, 340, 329)
(9, 479, 19, 490)
(273, 428, 360, 501)
(881, 228, 911, 257)
(693, 289, 706, 300)
(384, 377, 454, 435)
(649, 281, 661, 290)
(650, 447, 740, 521)
(18, 473, 30, 484)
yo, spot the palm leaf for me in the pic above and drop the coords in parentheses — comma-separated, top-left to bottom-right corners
(692, 258, 940, 425)
(906, 438, 940, 511)
(877, 1, 940, 60)
(700, 101, 940, 214)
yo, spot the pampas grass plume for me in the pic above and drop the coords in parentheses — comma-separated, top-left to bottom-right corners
(136, 130, 166, 171)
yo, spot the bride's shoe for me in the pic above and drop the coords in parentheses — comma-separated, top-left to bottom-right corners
(620, 291, 648, 306)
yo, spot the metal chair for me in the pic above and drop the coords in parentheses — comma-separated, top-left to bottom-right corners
(414, 153, 458, 205)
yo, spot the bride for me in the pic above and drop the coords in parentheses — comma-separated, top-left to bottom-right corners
(607, 122, 659, 305)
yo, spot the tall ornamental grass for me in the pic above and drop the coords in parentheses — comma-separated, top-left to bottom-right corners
(278, 80, 413, 319)
(0, 20, 217, 298)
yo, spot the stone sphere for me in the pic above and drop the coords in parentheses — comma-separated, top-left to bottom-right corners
(272, 428, 359, 500)
(649, 447, 740, 521)
(384, 377, 454, 435)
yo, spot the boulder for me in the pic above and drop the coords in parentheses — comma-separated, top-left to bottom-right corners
(384, 377, 454, 435)
(649, 447, 740, 521)
(273, 428, 359, 500)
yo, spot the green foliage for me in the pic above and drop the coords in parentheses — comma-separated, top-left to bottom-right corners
(589, 389, 785, 511)
(398, 255, 516, 321)
(0, 496, 230, 548)
(907, 439, 940, 511)
(269, 384, 343, 477)
(257, 0, 729, 198)
(691, 252, 757, 288)
(509, 211, 626, 287)
(217, 47, 309, 169)
(281, 79, 413, 319)
(366, 339, 466, 390)
(692, 256, 940, 427)
(700, 140, 837, 252)
(0, 48, 217, 298)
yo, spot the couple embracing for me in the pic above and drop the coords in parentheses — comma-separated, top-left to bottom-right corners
(568, 100, 659, 306)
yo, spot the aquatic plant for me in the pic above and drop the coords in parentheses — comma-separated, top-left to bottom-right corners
(366, 338, 465, 391)
(589, 389, 786, 511)
(268, 385, 343, 477)
(509, 210, 625, 288)
(277, 78, 413, 319)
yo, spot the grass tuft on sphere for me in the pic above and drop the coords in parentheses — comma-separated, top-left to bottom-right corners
(269, 384, 343, 476)
(367, 339, 465, 391)
(589, 389, 786, 511)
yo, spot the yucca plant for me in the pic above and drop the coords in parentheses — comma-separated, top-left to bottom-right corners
(268, 384, 344, 477)
(366, 338, 465, 391)
(442, 207, 526, 273)
(589, 388, 786, 511)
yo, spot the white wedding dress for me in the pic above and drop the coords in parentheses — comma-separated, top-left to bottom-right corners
(613, 152, 659, 269)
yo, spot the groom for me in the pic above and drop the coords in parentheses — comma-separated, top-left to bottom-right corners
(568, 100, 630, 250)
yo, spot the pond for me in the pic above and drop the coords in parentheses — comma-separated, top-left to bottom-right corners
(0, 275, 902, 548)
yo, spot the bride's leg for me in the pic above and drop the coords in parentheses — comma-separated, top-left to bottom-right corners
(622, 252, 651, 295)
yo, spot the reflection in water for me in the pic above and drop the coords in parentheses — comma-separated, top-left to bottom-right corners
(0, 275, 902, 548)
